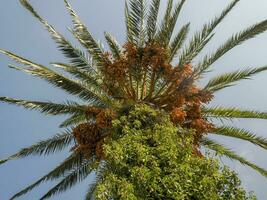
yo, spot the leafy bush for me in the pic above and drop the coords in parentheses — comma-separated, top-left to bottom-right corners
(95, 105, 255, 200)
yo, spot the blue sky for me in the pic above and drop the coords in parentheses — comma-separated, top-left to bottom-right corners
(0, 0, 267, 199)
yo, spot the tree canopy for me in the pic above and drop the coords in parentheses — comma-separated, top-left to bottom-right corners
(94, 105, 255, 200)
(1, 0, 267, 199)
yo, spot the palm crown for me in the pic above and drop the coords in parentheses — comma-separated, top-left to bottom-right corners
(1, 0, 267, 199)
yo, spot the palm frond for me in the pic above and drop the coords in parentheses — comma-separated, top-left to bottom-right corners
(10, 64, 105, 106)
(204, 66, 267, 92)
(104, 32, 122, 59)
(179, 0, 239, 66)
(127, 0, 146, 46)
(201, 137, 267, 177)
(177, 17, 216, 66)
(0, 131, 73, 167)
(39, 159, 94, 200)
(203, 106, 267, 120)
(178, 33, 214, 66)
(146, 0, 160, 42)
(10, 153, 84, 200)
(168, 23, 190, 61)
(0, 159, 8, 165)
(19, 0, 93, 71)
(157, 0, 186, 46)
(200, 0, 240, 38)
(85, 181, 98, 200)
(155, 0, 172, 44)
(125, 1, 134, 43)
(60, 113, 88, 128)
(64, 0, 107, 66)
(212, 126, 267, 150)
(51, 62, 101, 89)
(0, 49, 109, 106)
(85, 165, 106, 200)
(0, 97, 86, 115)
(196, 19, 267, 76)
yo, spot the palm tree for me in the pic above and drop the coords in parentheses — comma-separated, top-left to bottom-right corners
(1, 0, 267, 199)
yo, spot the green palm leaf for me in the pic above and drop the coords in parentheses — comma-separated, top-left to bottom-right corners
(104, 32, 122, 59)
(0, 97, 86, 115)
(0, 49, 108, 105)
(179, 0, 239, 67)
(39, 159, 94, 200)
(201, 137, 267, 177)
(200, 0, 240, 38)
(85, 181, 98, 200)
(156, 0, 173, 44)
(196, 19, 267, 76)
(178, 32, 214, 67)
(19, 0, 92, 71)
(84, 165, 106, 200)
(0, 131, 73, 167)
(204, 66, 267, 92)
(125, 1, 134, 43)
(64, 0, 107, 66)
(212, 126, 267, 150)
(146, 0, 160, 42)
(127, 0, 146, 46)
(1, 0, 267, 198)
(0, 159, 8, 165)
(157, 0, 186, 46)
(60, 113, 88, 128)
(203, 106, 267, 120)
(51, 62, 101, 89)
(9, 64, 105, 106)
(10, 153, 84, 199)
(168, 23, 190, 61)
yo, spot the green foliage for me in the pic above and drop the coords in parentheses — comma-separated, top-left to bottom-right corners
(64, 0, 106, 66)
(196, 18, 267, 76)
(19, 0, 91, 70)
(178, 0, 239, 67)
(0, 159, 8, 165)
(168, 23, 190, 61)
(156, 0, 186, 46)
(146, 0, 160, 42)
(94, 105, 255, 200)
(204, 66, 267, 92)
(10, 153, 84, 199)
(125, 0, 146, 46)
(51, 63, 100, 88)
(213, 126, 267, 149)
(104, 32, 122, 59)
(39, 159, 94, 200)
(59, 113, 88, 128)
(0, 50, 108, 106)
(203, 106, 267, 119)
(0, 97, 86, 116)
(201, 137, 267, 177)
(6, 130, 73, 159)
(1, 0, 267, 198)
(0, 130, 74, 169)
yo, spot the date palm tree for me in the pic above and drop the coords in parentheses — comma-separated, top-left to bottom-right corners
(1, 0, 267, 199)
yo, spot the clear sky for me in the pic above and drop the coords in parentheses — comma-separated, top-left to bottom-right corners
(0, 0, 267, 199)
